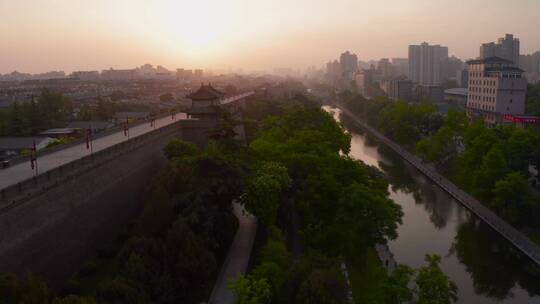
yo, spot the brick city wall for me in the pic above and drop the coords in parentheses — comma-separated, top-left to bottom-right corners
(0, 118, 216, 289)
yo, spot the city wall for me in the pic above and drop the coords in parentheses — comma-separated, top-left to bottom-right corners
(0, 119, 217, 289)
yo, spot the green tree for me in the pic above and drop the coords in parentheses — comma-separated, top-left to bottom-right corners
(327, 182, 402, 257)
(492, 172, 530, 225)
(241, 162, 290, 225)
(296, 269, 348, 304)
(415, 255, 458, 304)
(160, 93, 174, 102)
(229, 274, 272, 304)
(252, 262, 286, 295)
(163, 139, 200, 160)
(383, 265, 415, 304)
(471, 146, 509, 203)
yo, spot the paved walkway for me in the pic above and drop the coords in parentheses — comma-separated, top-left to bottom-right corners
(338, 105, 540, 266)
(0, 114, 186, 190)
(208, 203, 257, 304)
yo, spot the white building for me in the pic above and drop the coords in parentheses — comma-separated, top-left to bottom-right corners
(467, 57, 527, 126)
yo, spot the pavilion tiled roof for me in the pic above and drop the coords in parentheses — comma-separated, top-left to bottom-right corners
(187, 83, 225, 101)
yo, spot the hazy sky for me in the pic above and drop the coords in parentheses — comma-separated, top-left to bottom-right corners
(1, 0, 540, 74)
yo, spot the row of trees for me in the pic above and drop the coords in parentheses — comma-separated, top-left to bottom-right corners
(231, 95, 458, 303)
(0, 89, 156, 137)
(78, 99, 152, 121)
(526, 83, 540, 116)
(342, 93, 443, 147)
(342, 92, 540, 230)
(0, 89, 72, 136)
(419, 113, 540, 226)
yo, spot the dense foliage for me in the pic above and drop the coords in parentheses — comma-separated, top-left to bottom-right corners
(342, 91, 540, 230)
(526, 83, 540, 116)
(0, 138, 241, 303)
(230, 95, 407, 304)
(0, 89, 72, 136)
(0, 89, 460, 304)
(342, 93, 442, 147)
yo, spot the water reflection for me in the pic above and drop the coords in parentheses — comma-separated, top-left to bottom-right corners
(451, 219, 540, 300)
(327, 106, 540, 303)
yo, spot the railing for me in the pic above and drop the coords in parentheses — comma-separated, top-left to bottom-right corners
(338, 105, 540, 266)
(0, 119, 183, 213)
(5, 112, 176, 168)
(219, 91, 255, 105)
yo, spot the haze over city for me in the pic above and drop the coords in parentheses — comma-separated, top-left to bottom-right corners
(1, 1, 540, 303)
(2, 0, 540, 73)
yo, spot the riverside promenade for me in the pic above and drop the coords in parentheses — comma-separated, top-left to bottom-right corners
(338, 106, 540, 266)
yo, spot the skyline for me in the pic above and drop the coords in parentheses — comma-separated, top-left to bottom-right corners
(2, 0, 540, 74)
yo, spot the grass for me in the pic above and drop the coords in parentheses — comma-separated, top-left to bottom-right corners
(347, 247, 388, 304)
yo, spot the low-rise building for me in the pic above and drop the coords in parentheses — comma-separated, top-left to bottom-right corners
(444, 88, 468, 109)
(67, 121, 114, 133)
(415, 85, 444, 103)
(381, 79, 413, 101)
(0, 137, 53, 160)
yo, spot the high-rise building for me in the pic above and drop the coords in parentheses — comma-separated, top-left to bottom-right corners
(354, 67, 375, 97)
(340, 51, 358, 81)
(480, 34, 520, 66)
(520, 51, 540, 84)
(380, 78, 413, 101)
(467, 57, 527, 126)
(456, 69, 469, 88)
(377, 58, 393, 78)
(441, 56, 464, 82)
(391, 58, 409, 77)
(326, 60, 343, 85)
(408, 42, 449, 85)
(520, 52, 540, 74)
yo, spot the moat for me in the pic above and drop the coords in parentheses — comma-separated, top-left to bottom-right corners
(326, 105, 540, 304)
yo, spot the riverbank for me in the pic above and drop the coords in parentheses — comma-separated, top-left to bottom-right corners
(336, 104, 540, 266)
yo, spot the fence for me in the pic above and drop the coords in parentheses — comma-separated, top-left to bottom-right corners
(338, 106, 540, 266)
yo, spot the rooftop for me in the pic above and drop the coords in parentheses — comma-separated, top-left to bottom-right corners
(444, 88, 468, 96)
(67, 121, 114, 130)
(187, 83, 225, 101)
(113, 112, 151, 119)
(0, 137, 53, 150)
(485, 66, 525, 72)
(467, 56, 513, 65)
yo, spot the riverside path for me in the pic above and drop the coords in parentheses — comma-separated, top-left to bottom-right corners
(338, 105, 540, 266)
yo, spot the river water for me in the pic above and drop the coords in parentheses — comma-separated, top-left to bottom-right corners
(325, 106, 540, 304)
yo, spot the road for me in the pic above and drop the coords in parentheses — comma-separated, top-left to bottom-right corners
(0, 114, 186, 190)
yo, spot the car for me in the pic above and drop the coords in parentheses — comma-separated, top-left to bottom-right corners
(1, 160, 10, 169)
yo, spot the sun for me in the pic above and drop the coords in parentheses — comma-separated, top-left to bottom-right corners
(162, 0, 231, 55)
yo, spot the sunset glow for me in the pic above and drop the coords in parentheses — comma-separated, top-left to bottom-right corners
(1, 0, 540, 73)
